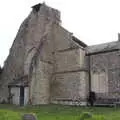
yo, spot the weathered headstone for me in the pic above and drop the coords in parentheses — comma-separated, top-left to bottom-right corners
(23, 114, 37, 120)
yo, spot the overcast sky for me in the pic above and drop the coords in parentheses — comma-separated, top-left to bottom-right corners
(0, 0, 120, 66)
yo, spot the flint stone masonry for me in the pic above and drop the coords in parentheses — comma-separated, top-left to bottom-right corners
(51, 71, 89, 103)
(90, 50, 120, 101)
(1, 3, 120, 106)
(55, 48, 86, 72)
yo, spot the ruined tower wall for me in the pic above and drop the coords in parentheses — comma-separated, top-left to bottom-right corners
(24, 4, 60, 75)
(26, 4, 89, 105)
(0, 3, 89, 105)
(0, 3, 61, 103)
(0, 17, 29, 101)
(28, 4, 60, 105)
(29, 31, 55, 104)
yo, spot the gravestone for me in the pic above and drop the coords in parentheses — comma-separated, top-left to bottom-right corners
(23, 114, 37, 120)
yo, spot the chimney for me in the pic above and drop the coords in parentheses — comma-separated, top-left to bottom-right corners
(118, 33, 120, 41)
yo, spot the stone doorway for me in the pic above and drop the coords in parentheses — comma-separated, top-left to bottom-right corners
(20, 86, 24, 106)
(8, 76, 29, 105)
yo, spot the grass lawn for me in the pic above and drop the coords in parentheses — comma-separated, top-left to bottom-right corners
(0, 104, 120, 120)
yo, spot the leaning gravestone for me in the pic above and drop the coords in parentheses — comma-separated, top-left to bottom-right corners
(23, 113, 37, 120)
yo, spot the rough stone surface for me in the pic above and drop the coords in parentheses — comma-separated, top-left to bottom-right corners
(55, 48, 86, 72)
(1, 3, 120, 106)
(51, 72, 89, 102)
(10, 87, 20, 105)
(90, 51, 120, 101)
(0, 17, 28, 102)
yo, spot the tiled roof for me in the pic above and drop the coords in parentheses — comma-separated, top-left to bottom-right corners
(86, 41, 120, 55)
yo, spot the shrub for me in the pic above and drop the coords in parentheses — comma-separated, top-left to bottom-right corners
(79, 112, 92, 120)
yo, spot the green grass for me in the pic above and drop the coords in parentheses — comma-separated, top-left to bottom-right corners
(0, 104, 120, 120)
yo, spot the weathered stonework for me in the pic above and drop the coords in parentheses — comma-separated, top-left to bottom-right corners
(1, 3, 120, 106)
(87, 45, 120, 104)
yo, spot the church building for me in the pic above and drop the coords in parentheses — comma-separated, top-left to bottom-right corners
(0, 3, 120, 106)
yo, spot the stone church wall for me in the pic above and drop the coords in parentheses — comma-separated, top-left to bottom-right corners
(0, 3, 60, 104)
(0, 3, 89, 105)
(51, 25, 89, 105)
(28, 4, 60, 105)
(55, 49, 85, 72)
(51, 72, 88, 105)
(90, 50, 120, 101)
